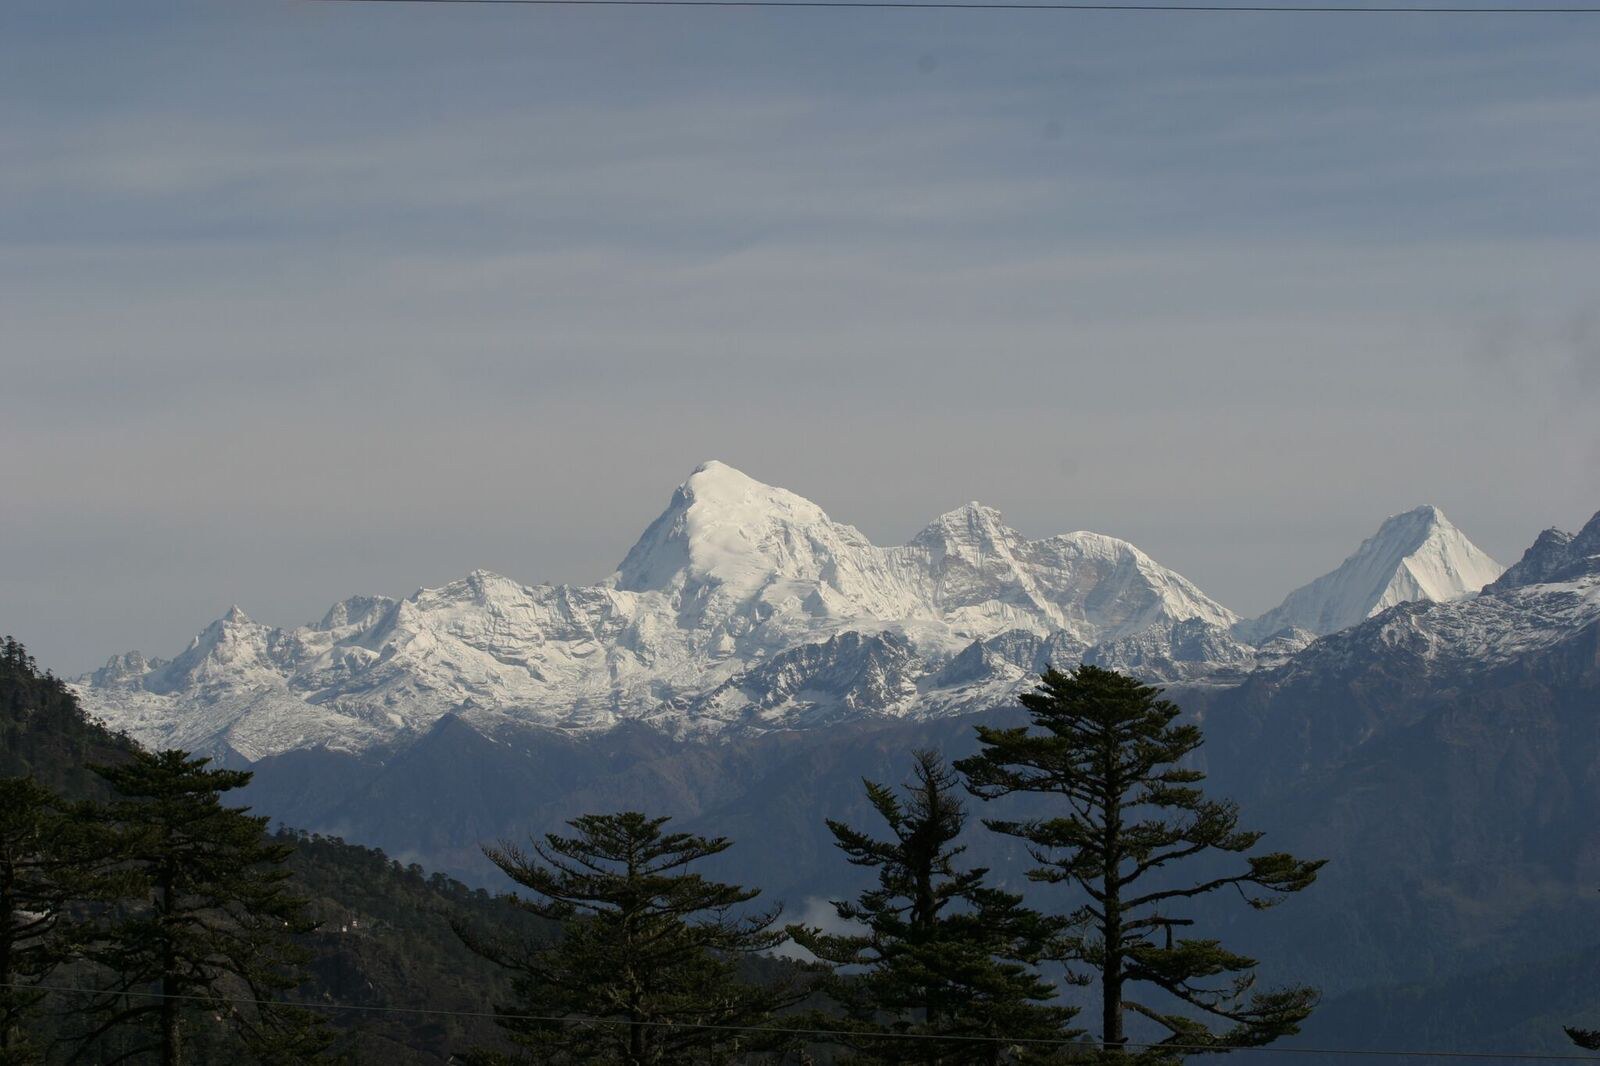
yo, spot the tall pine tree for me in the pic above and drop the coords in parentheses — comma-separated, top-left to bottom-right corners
(0, 777, 119, 1062)
(790, 751, 1079, 1064)
(69, 750, 329, 1066)
(955, 666, 1323, 1061)
(460, 811, 797, 1065)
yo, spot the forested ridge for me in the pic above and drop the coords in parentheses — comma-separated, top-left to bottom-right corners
(0, 639, 815, 1064)
(0, 637, 556, 1061)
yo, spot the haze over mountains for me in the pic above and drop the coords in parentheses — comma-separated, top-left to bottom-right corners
(76, 461, 1508, 762)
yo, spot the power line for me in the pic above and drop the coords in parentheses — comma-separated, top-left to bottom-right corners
(305, 0, 1600, 12)
(8, 981, 1600, 1061)
(306, 0, 1600, 13)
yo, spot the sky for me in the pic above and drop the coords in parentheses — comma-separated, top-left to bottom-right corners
(3, 0, 1598, 675)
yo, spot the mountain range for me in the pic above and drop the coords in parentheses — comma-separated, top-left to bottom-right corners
(58, 465, 1600, 1056)
(73, 461, 1507, 761)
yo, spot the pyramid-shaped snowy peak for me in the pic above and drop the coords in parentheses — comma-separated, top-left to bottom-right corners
(610, 461, 878, 596)
(1235, 505, 1502, 642)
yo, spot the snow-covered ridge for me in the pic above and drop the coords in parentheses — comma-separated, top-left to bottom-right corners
(611, 462, 1236, 644)
(74, 462, 1244, 758)
(1241, 508, 1600, 700)
(1234, 505, 1502, 643)
(1489, 509, 1600, 592)
(71, 462, 1522, 762)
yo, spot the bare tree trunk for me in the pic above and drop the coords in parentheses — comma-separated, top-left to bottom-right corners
(1102, 907, 1123, 1052)
(161, 971, 182, 1066)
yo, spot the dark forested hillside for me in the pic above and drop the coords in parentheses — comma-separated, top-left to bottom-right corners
(279, 831, 546, 1062)
(1, 636, 816, 1064)
(0, 636, 138, 793)
(0, 639, 532, 1062)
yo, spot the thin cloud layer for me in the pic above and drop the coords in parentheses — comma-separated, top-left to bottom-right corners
(2, 0, 1596, 672)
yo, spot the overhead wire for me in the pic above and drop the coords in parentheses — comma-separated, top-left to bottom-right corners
(305, 0, 1600, 14)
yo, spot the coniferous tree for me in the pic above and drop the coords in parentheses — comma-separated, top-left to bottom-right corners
(460, 811, 797, 1065)
(954, 666, 1324, 1061)
(0, 637, 131, 795)
(790, 751, 1079, 1064)
(69, 750, 329, 1066)
(0, 777, 118, 1062)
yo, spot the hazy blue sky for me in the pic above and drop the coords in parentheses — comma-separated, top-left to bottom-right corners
(4, 0, 1597, 673)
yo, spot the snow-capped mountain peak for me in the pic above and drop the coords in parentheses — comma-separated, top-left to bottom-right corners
(611, 460, 875, 599)
(912, 502, 1012, 558)
(1235, 504, 1503, 642)
(135, 603, 278, 697)
(315, 595, 397, 632)
(75, 461, 1261, 759)
(910, 502, 1046, 615)
(72, 465, 1534, 764)
(1490, 510, 1600, 591)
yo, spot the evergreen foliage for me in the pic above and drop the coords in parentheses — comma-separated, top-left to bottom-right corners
(790, 751, 1080, 1064)
(277, 828, 554, 1062)
(66, 750, 332, 1065)
(1568, 1020, 1600, 1048)
(0, 637, 134, 793)
(0, 637, 1343, 1064)
(460, 811, 798, 1065)
(0, 639, 538, 1064)
(0, 776, 125, 1062)
(954, 666, 1324, 1061)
